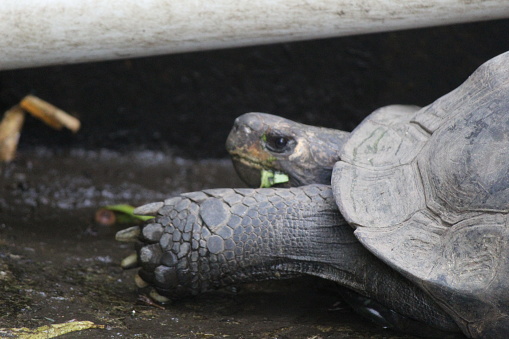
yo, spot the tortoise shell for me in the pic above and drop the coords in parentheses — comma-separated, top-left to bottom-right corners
(333, 52, 509, 337)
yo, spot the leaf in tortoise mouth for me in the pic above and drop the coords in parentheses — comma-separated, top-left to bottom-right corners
(260, 169, 289, 188)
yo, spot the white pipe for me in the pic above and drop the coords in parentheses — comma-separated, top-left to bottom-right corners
(1, 0, 508, 70)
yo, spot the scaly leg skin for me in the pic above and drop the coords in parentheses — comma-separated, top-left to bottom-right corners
(118, 184, 460, 336)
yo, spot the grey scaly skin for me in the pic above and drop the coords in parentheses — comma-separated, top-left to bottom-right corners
(121, 184, 460, 336)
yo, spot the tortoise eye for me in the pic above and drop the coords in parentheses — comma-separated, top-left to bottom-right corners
(264, 134, 294, 153)
(273, 136, 287, 148)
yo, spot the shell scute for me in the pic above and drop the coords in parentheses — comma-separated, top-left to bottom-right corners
(333, 161, 425, 228)
(340, 105, 427, 169)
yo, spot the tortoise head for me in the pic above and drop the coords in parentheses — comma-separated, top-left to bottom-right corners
(226, 112, 349, 187)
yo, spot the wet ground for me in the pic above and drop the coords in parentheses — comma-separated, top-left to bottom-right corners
(0, 148, 420, 338)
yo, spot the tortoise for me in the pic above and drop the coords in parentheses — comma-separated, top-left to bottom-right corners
(116, 51, 509, 338)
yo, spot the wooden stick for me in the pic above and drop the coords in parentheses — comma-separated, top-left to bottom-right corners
(0, 105, 25, 162)
(20, 95, 81, 133)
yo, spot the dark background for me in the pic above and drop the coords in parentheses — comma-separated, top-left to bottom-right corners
(1, 19, 508, 158)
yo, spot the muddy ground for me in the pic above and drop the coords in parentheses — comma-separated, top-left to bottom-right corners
(0, 149, 425, 338)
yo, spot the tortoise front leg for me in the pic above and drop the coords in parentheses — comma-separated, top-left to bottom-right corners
(117, 185, 458, 334)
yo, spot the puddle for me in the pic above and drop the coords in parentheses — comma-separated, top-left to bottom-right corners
(0, 149, 417, 338)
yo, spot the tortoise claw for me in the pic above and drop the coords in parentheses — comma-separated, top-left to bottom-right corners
(149, 289, 171, 304)
(120, 252, 138, 269)
(115, 226, 141, 242)
(134, 274, 149, 288)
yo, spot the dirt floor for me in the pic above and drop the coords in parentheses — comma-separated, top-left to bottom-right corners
(0, 149, 426, 338)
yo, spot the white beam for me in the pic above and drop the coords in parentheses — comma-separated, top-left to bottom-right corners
(1, 0, 508, 70)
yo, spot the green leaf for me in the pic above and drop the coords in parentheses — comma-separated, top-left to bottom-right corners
(104, 204, 153, 222)
(260, 169, 289, 188)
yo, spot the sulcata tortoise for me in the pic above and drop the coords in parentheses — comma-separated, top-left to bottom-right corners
(117, 51, 509, 338)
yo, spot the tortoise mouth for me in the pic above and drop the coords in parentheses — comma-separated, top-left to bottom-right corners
(229, 155, 290, 188)
(229, 153, 265, 169)
(230, 155, 263, 187)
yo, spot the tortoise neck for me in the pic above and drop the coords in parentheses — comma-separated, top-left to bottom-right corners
(252, 186, 459, 334)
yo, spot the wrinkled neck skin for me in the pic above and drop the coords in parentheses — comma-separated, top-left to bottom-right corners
(137, 185, 458, 334)
(233, 188, 457, 334)
(283, 125, 347, 186)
